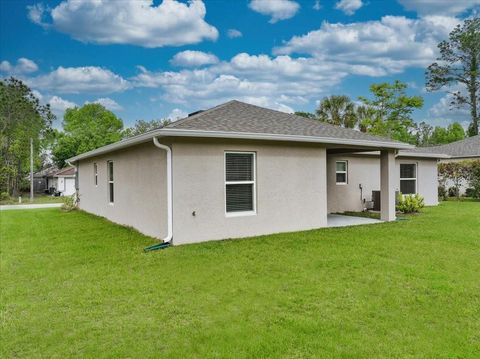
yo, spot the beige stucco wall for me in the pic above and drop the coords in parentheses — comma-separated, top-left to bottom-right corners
(77, 142, 168, 239)
(327, 155, 438, 213)
(327, 155, 379, 213)
(171, 139, 328, 245)
(397, 157, 438, 207)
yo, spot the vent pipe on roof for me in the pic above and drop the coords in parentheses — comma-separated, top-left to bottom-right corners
(152, 137, 173, 244)
(188, 110, 204, 117)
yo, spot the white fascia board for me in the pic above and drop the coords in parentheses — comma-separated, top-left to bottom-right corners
(345, 150, 450, 159)
(68, 128, 414, 162)
(159, 129, 414, 149)
(397, 151, 451, 159)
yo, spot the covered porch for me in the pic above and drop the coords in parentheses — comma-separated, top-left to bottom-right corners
(325, 146, 398, 223)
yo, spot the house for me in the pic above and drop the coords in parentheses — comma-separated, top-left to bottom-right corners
(407, 135, 480, 194)
(32, 166, 58, 193)
(67, 100, 448, 245)
(54, 166, 76, 196)
(408, 135, 479, 161)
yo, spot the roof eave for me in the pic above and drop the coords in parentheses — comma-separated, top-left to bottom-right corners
(159, 129, 414, 149)
(68, 128, 414, 162)
(397, 151, 451, 159)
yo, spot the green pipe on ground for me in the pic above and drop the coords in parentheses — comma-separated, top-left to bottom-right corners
(144, 242, 170, 252)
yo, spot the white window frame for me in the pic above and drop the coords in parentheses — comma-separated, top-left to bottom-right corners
(107, 161, 114, 205)
(94, 163, 98, 187)
(399, 163, 417, 195)
(224, 151, 257, 217)
(335, 160, 348, 185)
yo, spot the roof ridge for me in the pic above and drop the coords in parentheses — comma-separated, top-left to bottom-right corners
(167, 100, 238, 128)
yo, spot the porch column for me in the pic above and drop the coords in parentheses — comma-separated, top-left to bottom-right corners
(380, 149, 396, 221)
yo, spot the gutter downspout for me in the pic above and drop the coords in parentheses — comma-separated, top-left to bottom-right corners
(151, 137, 173, 245)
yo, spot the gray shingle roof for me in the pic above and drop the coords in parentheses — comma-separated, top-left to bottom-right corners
(68, 100, 416, 163)
(406, 135, 480, 158)
(166, 100, 406, 145)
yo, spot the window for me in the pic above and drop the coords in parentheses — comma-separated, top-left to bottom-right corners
(107, 161, 114, 203)
(225, 152, 256, 215)
(335, 161, 348, 184)
(400, 163, 416, 194)
(94, 163, 98, 186)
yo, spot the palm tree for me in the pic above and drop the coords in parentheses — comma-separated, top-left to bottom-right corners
(316, 95, 357, 128)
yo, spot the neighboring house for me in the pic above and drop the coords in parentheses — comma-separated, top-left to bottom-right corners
(54, 166, 76, 196)
(68, 100, 447, 245)
(32, 166, 58, 193)
(407, 135, 480, 194)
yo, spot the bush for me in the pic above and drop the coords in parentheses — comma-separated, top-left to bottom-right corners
(465, 188, 475, 197)
(438, 185, 447, 201)
(396, 193, 425, 213)
(61, 194, 78, 212)
(469, 162, 480, 199)
(448, 186, 459, 198)
(0, 192, 11, 201)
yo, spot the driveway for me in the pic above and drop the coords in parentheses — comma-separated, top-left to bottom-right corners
(0, 203, 62, 211)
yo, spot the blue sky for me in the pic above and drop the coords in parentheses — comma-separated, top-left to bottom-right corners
(1, 0, 479, 128)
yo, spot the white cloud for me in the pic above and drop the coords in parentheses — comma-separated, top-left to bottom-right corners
(168, 108, 188, 121)
(0, 58, 38, 74)
(28, 0, 218, 48)
(398, 0, 480, 16)
(335, 0, 363, 15)
(227, 29, 243, 38)
(249, 0, 300, 23)
(28, 66, 129, 94)
(313, 0, 321, 10)
(131, 53, 346, 111)
(130, 13, 465, 112)
(429, 93, 469, 119)
(27, 3, 47, 26)
(48, 95, 77, 112)
(240, 96, 294, 113)
(274, 15, 459, 75)
(422, 88, 471, 129)
(170, 50, 219, 67)
(48, 95, 77, 123)
(91, 97, 123, 111)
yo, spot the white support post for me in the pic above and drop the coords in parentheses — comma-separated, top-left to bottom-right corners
(380, 149, 396, 222)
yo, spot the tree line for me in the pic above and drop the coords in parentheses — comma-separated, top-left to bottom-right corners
(295, 80, 466, 146)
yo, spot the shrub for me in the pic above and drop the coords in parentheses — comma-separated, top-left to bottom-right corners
(468, 161, 480, 199)
(438, 185, 447, 201)
(465, 188, 475, 197)
(448, 186, 459, 198)
(61, 194, 78, 212)
(0, 192, 11, 201)
(396, 193, 425, 213)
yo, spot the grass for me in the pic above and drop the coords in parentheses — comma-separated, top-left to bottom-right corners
(1, 202, 479, 358)
(0, 193, 64, 205)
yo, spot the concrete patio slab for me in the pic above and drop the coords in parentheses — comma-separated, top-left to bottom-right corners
(327, 214, 382, 228)
(0, 203, 62, 211)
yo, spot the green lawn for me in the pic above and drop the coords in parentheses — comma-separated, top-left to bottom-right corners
(1, 203, 479, 358)
(0, 193, 64, 205)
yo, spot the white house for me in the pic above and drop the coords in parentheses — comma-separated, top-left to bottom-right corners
(68, 101, 448, 245)
(54, 166, 76, 196)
